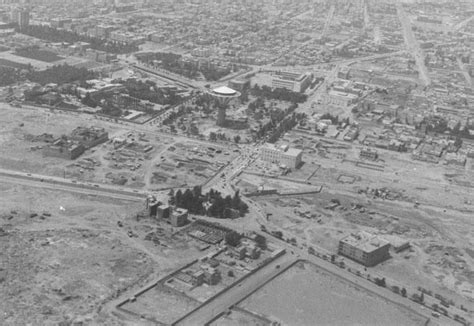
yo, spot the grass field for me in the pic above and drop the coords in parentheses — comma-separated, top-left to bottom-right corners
(0, 58, 30, 69)
(14, 49, 63, 63)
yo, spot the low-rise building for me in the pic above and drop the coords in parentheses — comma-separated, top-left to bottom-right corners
(260, 143, 303, 169)
(43, 138, 84, 160)
(360, 147, 378, 161)
(338, 231, 390, 267)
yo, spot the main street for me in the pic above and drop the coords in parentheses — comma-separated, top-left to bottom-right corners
(396, 3, 431, 86)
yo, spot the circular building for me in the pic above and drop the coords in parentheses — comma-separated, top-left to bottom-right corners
(208, 86, 241, 126)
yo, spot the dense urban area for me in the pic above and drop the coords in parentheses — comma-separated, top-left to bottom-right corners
(1, 0, 474, 325)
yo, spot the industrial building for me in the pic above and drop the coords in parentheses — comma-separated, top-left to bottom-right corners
(260, 143, 303, 169)
(70, 127, 109, 149)
(338, 231, 390, 267)
(43, 138, 85, 160)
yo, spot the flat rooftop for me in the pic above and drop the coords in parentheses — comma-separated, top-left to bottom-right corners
(340, 231, 389, 253)
(262, 143, 303, 157)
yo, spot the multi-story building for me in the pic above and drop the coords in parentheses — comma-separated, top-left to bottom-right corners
(70, 126, 109, 149)
(43, 138, 85, 160)
(10, 8, 29, 29)
(171, 207, 188, 227)
(322, 90, 359, 107)
(338, 231, 390, 267)
(269, 71, 313, 93)
(260, 143, 303, 169)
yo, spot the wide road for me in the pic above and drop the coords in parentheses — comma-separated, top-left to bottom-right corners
(175, 254, 295, 326)
(397, 3, 430, 86)
(0, 168, 145, 202)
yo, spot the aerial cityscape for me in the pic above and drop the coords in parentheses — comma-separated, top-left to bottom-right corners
(0, 0, 473, 325)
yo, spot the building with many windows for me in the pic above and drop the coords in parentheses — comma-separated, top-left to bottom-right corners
(270, 71, 313, 93)
(338, 231, 390, 267)
(260, 143, 303, 169)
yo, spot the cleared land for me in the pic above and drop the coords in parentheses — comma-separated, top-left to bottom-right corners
(239, 261, 427, 326)
(0, 182, 205, 325)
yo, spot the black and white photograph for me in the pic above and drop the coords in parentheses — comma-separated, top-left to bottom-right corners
(0, 0, 474, 325)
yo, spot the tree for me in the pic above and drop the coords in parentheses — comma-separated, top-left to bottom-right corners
(401, 287, 407, 297)
(254, 234, 267, 249)
(225, 231, 242, 247)
(209, 132, 217, 141)
(233, 135, 241, 143)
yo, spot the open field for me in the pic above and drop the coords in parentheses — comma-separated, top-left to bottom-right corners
(122, 284, 200, 324)
(0, 58, 30, 69)
(13, 49, 63, 63)
(239, 261, 428, 326)
(0, 180, 210, 325)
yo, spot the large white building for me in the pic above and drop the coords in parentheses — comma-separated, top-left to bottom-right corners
(260, 143, 303, 169)
(322, 90, 359, 107)
(254, 71, 313, 93)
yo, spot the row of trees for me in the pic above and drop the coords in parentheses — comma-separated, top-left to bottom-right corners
(18, 25, 139, 54)
(170, 187, 249, 218)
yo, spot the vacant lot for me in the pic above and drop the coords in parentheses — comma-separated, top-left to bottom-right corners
(239, 261, 427, 326)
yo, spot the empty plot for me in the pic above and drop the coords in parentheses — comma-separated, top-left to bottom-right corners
(239, 261, 427, 326)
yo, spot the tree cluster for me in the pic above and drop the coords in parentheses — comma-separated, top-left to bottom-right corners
(0, 67, 23, 86)
(225, 231, 243, 247)
(115, 78, 181, 106)
(253, 105, 305, 143)
(18, 25, 139, 54)
(27, 64, 97, 85)
(319, 113, 350, 126)
(422, 117, 474, 140)
(136, 52, 231, 81)
(250, 84, 307, 103)
(206, 189, 249, 218)
(171, 187, 249, 218)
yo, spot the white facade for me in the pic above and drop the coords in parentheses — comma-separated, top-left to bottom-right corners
(260, 143, 303, 169)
